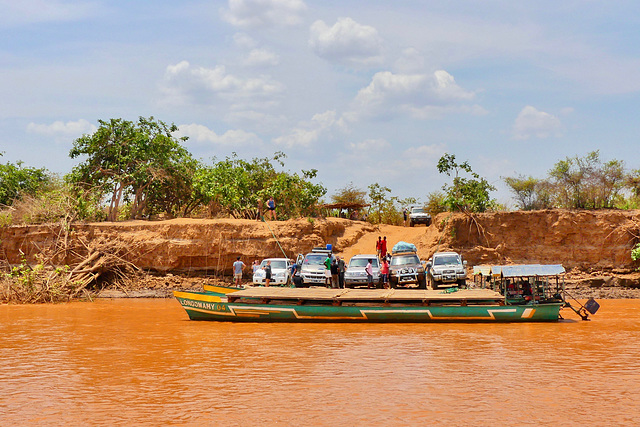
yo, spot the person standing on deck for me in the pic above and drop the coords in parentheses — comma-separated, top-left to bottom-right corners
(380, 257, 389, 289)
(380, 236, 388, 259)
(337, 256, 346, 289)
(324, 254, 332, 287)
(232, 257, 246, 287)
(263, 260, 272, 287)
(365, 259, 374, 289)
(330, 257, 339, 289)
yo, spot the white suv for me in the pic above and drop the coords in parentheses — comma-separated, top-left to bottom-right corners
(426, 252, 467, 289)
(252, 258, 292, 286)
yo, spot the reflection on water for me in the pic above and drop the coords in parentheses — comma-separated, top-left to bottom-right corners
(1, 299, 639, 425)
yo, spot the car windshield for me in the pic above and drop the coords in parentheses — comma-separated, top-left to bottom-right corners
(260, 260, 287, 269)
(433, 255, 460, 266)
(390, 254, 420, 266)
(349, 258, 379, 268)
(411, 207, 426, 214)
(304, 254, 327, 265)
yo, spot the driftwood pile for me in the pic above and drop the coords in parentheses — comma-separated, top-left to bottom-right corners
(1, 224, 142, 303)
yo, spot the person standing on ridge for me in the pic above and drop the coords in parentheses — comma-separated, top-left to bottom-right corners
(266, 197, 276, 220)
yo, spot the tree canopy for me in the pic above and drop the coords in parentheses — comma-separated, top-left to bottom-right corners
(68, 117, 195, 220)
(0, 155, 51, 206)
(437, 153, 496, 213)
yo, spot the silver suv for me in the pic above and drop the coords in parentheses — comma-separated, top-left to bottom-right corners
(426, 251, 467, 289)
(344, 255, 381, 288)
(409, 206, 431, 227)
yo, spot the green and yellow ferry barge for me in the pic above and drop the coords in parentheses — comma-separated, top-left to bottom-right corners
(174, 283, 566, 323)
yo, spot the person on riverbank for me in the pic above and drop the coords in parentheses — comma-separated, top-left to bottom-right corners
(263, 260, 272, 287)
(232, 257, 246, 287)
(266, 197, 276, 220)
(366, 259, 374, 289)
(375, 236, 382, 257)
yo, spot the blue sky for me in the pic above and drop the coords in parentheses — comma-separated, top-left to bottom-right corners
(2, 0, 639, 206)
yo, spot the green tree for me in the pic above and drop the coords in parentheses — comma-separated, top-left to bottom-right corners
(331, 182, 367, 205)
(503, 175, 554, 210)
(424, 191, 448, 216)
(437, 153, 496, 213)
(549, 151, 625, 209)
(0, 156, 50, 206)
(68, 117, 194, 221)
(196, 152, 326, 219)
(367, 183, 392, 224)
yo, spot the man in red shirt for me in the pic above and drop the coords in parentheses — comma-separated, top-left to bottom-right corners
(375, 236, 382, 257)
(380, 236, 388, 258)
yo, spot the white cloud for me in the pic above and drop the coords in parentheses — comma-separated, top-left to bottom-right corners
(349, 138, 390, 151)
(273, 110, 341, 148)
(177, 123, 262, 146)
(309, 17, 383, 67)
(512, 106, 563, 140)
(26, 119, 97, 142)
(393, 47, 425, 73)
(221, 0, 306, 28)
(349, 70, 476, 120)
(161, 61, 285, 109)
(224, 111, 288, 133)
(394, 144, 447, 169)
(233, 32, 256, 49)
(244, 48, 280, 67)
(1, 0, 101, 27)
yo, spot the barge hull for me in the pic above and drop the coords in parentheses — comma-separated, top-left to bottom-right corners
(174, 289, 562, 323)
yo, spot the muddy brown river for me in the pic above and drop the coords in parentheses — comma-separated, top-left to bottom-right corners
(1, 299, 638, 425)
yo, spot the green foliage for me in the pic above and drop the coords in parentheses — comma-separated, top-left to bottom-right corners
(367, 183, 392, 224)
(68, 116, 195, 221)
(632, 243, 640, 261)
(5, 177, 105, 225)
(425, 191, 448, 216)
(331, 182, 367, 205)
(503, 175, 553, 210)
(549, 151, 625, 209)
(437, 153, 496, 213)
(195, 152, 326, 219)
(0, 159, 51, 206)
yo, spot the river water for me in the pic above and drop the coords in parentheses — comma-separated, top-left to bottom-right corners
(0, 299, 638, 426)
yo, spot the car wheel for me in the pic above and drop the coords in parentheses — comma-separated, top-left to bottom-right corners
(426, 218, 432, 226)
(430, 278, 438, 290)
(457, 279, 465, 288)
(409, 221, 414, 227)
(418, 276, 427, 289)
